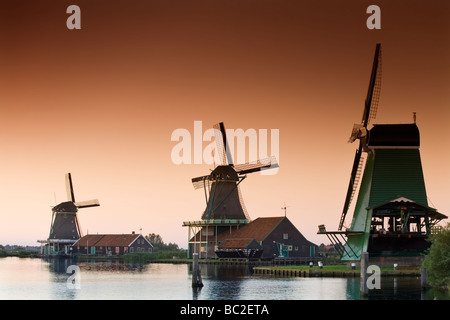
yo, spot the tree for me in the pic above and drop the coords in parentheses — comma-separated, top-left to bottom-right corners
(145, 233, 179, 251)
(146, 233, 164, 248)
(421, 223, 450, 289)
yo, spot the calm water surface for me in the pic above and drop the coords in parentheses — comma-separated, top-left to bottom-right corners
(0, 257, 448, 300)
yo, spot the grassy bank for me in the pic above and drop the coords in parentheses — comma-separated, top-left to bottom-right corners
(253, 264, 421, 277)
(0, 249, 39, 258)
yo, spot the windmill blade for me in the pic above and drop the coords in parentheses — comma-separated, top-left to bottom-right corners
(213, 122, 233, 166)
(74, 213, 83, 237)
(192, 174, 210, 183)
(213, 123, 227, 165)
(66, 173, 76, 203)
(361, 43, 382, 127)
(75, 199, 100, 209)
(339, 144, 363, 230)
(191, 174, 213, 190)
(339, 44, 381, 230)
(234, 155, 278, 175)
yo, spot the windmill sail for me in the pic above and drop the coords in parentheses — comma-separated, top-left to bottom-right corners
(65, 172, 100, 208)
(213, 122, 233, 166)
(66, 173, 76, 203)
(75, 199, 100, 208)
(362, 43, 382, 127)
(339, 43, 382, 231)
(234, 155, 278, 175)
(339, 146, 362, 229)
(192, 123, 278, 190)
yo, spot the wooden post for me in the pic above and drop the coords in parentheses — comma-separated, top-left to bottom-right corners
(421, 267, 430, 290)
(192, 253, 204, 288)
(360, 252, 369, 297)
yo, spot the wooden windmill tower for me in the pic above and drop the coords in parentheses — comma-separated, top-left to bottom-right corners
(183, 122, 278, 258)
(318, 43, 447, 263)
(46, 173, 100, 257)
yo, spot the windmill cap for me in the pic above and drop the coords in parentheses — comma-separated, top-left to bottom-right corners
(210, 165, 239, 181)
(368, 123, 420, 148)
(52, 201, 78, 213)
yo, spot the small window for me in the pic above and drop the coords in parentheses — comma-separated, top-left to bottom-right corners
(283, 233, 288, 240)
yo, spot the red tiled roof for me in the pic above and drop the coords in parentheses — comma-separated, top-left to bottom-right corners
(219, 238, 255, 249)
(217, 216, 284, 242)
(73, 234, 149, 247)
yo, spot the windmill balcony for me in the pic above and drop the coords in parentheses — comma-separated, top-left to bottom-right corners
(183, 219, 249, 227)
(47, 239, 78, 244)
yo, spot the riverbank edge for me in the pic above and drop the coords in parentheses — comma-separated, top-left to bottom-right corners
(251, 266, 421, 278)
(3, 255, 428, 280)
(148, 258, 422, 278)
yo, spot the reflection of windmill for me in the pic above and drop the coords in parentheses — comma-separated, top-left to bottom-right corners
(183, 122, 278, 258)
(318, 43, 447, 262)
(47, 173, 100, 256)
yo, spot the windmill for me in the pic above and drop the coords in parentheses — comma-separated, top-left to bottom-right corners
(183, 122, 279, 258)
(47, 173, 100, 256)
(318, 43, 447, 262)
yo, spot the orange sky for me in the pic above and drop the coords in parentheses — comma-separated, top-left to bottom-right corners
(0, 0, 449, 248)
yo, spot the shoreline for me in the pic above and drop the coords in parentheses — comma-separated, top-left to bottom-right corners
(4, 254, 424, 278)
(251, 266, 421, 278)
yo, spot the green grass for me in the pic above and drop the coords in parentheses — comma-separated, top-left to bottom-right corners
(259, 264, 420, 273)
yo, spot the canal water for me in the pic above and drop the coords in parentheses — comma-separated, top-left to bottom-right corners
(0, 257, 448, 301)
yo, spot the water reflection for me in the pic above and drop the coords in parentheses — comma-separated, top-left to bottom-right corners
(1, 257, 448, 300)
(46, 258, 78, 300)
(195, 264, 360, 300)
(44, 258, 150, 300)
(363, 276, 448, 300)
(345, 277, 361, 300)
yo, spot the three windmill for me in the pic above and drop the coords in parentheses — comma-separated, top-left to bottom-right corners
(39, 43, 445, 262)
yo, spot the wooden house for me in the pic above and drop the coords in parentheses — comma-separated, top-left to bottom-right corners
(72, 232, 153, 256)
(191, 216, 318, 259)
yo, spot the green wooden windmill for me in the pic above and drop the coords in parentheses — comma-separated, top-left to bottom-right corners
(318, 43, 447, 261)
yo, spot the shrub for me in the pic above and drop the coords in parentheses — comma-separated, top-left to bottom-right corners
(421, 223, 450, 289)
